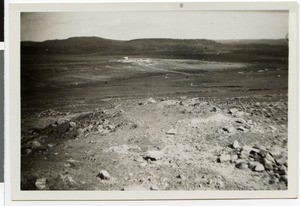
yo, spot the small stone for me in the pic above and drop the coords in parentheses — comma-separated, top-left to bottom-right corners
(97, 170, 110, 180)
(146, 97, 156, 104)
(97, 125, 104, 132)
(274, 173, 281, 178)
(269, 147, 283, 158)
(280, 175, 288, 183)
(254, 163, 265, 172)
(259, 149, 269, 157)
(219, 154, 231, 163)
(140, 162, 147, 167)
(35, 178, 48, 190)
(69, 122, 77, 127)
(176, 174, 186, 180)
(222, 127, 235, 134)
(31, 140, 42, 149)
(144, 151, 164, 161)
(269, 177, 280, 184)
(275, 157, 287, 166)
(230, 154, 238, 162)
(234, 159, 247, 165)
(269, 125, 278, 132)
(134, 156, 145, 163)
(86, 125, 93, 132)
(239, 150, 249, 159)
(166, 128, 177, 135)
(278, 165, 287, 175)
(242, 145, 252, 153)
(263, 158, 274, 170)
(77, 128, 84, 136)
(235, 118, 246, 124)
(229, 108, 239, 114)
(47, 144, 54, 148)
(236, 162, 248, 169)
(108, 125, 116, 131)
(237, 126, 245, 132)
(150, 185, 159, 190)
(265, 153, 275, 163)
(232, 140, 241, 149)
(25, 148, 32, 155)
(253, 144, 266, 151)
(250, 147, 260, 154)
(247, 120, 253, 125)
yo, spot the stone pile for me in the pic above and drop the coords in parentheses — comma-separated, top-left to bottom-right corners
(218, 140, 287, 185)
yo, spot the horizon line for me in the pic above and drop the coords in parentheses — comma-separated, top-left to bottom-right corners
(21, 36, 287, 43)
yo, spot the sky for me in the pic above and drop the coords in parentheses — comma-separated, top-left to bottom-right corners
(21, 11, 288, 42)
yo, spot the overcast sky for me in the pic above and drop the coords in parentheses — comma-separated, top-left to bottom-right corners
(21, 11, 288, 42)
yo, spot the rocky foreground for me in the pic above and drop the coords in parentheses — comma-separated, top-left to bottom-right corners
(21, 94, 288, 190)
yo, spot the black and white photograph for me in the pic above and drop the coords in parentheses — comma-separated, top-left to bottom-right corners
(18, 7, 294, 194)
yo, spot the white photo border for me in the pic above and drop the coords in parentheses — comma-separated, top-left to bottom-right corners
(7, 1, 298, 201)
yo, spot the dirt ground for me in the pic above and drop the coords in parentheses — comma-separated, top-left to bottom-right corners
(20, 55, 288, 191)
(21, 94, 288, 191)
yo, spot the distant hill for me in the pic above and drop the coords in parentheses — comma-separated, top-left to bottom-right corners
(216, 39, 288, 46)
(21, 36, 289, 64)
(21, 36, 221, 56)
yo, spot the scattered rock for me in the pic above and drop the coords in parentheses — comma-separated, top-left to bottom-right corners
(166, 128, 177, 135)
(232, 140, 241, 149)
(69, 122, 77, 127)
(247, 120, 253, 125)
(230, 154, 238, 162)
(265, 153, 275, 163)
(210, 107, 217, 112)
(134, 156, 145, 163)
(35, 178, 48, 190)
(47, 144, 54, 148)
(144, 151, 164, 161)
(278, 165, 287, 175)
(176, 174, 186, 180)
(250, 147, 260, 154)
(259, 149, 269, 158)
(146, 97, 156, 104)
(237, 126, 246, 132)
(275, 157, 287, 166)
(85, 125, 93, 132)
(222, 126, 235, 134)
(97, 125, 104, 132)
(253, 163, 265, 172)
(236, 162, 248, 169)
(269, 125, 278, 132)
(269, 177, 280, 184)
(107, 125, 116, 131)
(280, 175, 288, 183)
(59, 174, 77, 186)
(31, 140, 42, 149)
(97, 170, 110, 180)
(263, 158, 274, 170)
(150, 185, 159, 190)
(235, 119, 246, 124)
(25, 148, 32, 155)
(76, 128, 84, 137)
(219, 154, 231, 163)
(234, 159, 247, 165)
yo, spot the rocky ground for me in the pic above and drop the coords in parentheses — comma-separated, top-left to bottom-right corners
(20, 93, 288, 191)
